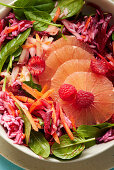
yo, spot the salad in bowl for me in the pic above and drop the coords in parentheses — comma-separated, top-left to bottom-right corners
(0, 0, 114, 160)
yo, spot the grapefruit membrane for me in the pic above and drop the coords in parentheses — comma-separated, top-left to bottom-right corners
(45, 36, 93, 57)
(56, 72, 114, 126)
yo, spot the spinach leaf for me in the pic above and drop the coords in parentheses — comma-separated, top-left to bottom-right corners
(52, 133, 95, 159)
(23, 75, 42, 92)
(24, 10, 62, 31)
(77, 125, 100, 138)
(12, 47, 23, 58)
(0, 28, 31, 73)
(0, 1, 54, 19)
(15, 103, 31, 145)
(77, 123, 114, 139)
(2, 56, 13, 91)
(29, 131, 50, 158)
(51, 0, 85, 20)
(112, 32, 114, 41)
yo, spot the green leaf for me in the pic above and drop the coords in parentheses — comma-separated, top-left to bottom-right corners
(50, 0, 85, 20)
(29, 131, 50, 158)
(14, 0, 54, 19)
(15, 103, 31, 145)
(0, 28, 31, 73)
(77, 125, 100, 138)
(12, 47, 23, 58)
(24, 10, 61, 31)
(93, 122, 114, 129)
(52, 133, 86, 160)
(23, 75, 42, 92)
(112, 32, 114, 41)
(37, 118, 44, 126)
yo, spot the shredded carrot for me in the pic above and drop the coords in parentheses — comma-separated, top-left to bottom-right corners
(22, 83, 42, 99)
(36, 34, 41, 42)
(53, 7, 61, 23)
(84, 16, 91, 32)
(60, 107, 74, 140)
(9, 92, 38, 131)
(8, 104, 15, 117)
(15, 96, 34, 103)
(35, 121, 41, 129)
(30, 100, 42, 113)
(41, 84, 48, 94)
(22, 44, 34, 49)
(4, 25, 18, 34)
(30, 89, 54, 113)
(52, 132, 60, 144)
(44, 41, 52, 45)
(81, 35, 86, 39)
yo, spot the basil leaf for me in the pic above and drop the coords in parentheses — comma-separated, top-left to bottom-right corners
(77, 125, 100, 138)
(29, 131, 50, 158)
(51, 0, 85, 20)
(51, 133, 85, 159)
(15, 103, 31, 145)
(14, 0, 54, 19)
(112, 32, 114, 41)
(24, 11, 62, 31)
(0, 28, 31, 73)
(24, 75, 42, 92)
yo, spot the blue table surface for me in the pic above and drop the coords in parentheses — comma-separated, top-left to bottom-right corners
(0, 154, 114, 170)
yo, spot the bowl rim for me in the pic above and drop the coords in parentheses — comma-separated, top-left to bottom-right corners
(0, 0, 114, 164)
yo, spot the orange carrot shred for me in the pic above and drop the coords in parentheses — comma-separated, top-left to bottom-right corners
(52, 132, 60, 144)
(60, 107, 74, 140)
(15, 96, 34, 103)
(22, 44, 34, 49)
(4, 25, 18, 34)
(8, 104, 15, 117)
(9, 92, 38, 132)
(41, 84, 48, 94)
(53, 7, 61, 23)
(22, 83, 42, 99)
(84, 16, 91, 32)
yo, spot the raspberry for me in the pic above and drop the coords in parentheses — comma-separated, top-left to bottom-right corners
(58, 84, 77, 101)
(76, 90, 94, 108)
(28, 56, 45, 76)
(90, 59, 108, 75)
(108, 114, 114, 123)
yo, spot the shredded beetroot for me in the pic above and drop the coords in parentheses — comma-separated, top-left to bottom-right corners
(0, 12, 33, 46)
(96, 128, 114, 143)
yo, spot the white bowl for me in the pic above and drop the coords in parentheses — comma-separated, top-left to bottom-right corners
(0, 0, 114, 164)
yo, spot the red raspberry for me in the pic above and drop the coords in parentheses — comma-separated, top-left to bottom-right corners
(28, 56, 45, 76)
(90, 59, 108, 75)
(108, 114, 114, 123)
(58, 84, 77, 101)
(76, 90, 94, 108)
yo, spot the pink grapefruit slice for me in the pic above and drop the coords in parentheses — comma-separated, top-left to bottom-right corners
(58, 72, 114, 126)
(45, 36, 93, 57)
(39, 45, 93, 88)
(51, 59, 91, 100)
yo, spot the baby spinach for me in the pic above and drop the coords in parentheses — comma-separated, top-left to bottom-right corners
(24, 10, 62, 31)
(51, 0, 85, 20)
(0, 0, 54, 19)
(23, 75, 42, 92)
(52, 133, 95, 159)
(112, 32, 114, 41)
(77, 123, 114, 139)
(29, 131, 50, 158)
(15, 103, 31, 145)
(0, 28, 31, 73)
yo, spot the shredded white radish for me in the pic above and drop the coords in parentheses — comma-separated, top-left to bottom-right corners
(36, 42, 43, 57)
(59, 8, 68, 18)
(20, 66, 30, 82)
(46, 25, 59, 35)
(10, 66, 19, 83)
(18, 48, 29, 64)
(29, 46, 36, 57)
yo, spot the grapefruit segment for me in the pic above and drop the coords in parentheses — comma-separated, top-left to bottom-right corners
(58, 72, 114, 126)
(51, 60, 90, 100)
(45, 36, 93, 57)
(39, 45, 93, 88)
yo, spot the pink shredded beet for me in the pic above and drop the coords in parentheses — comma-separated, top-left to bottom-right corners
(0, 112, 24, 144)
(96, 128, 114, 143)
(0, 12, 33, 46)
